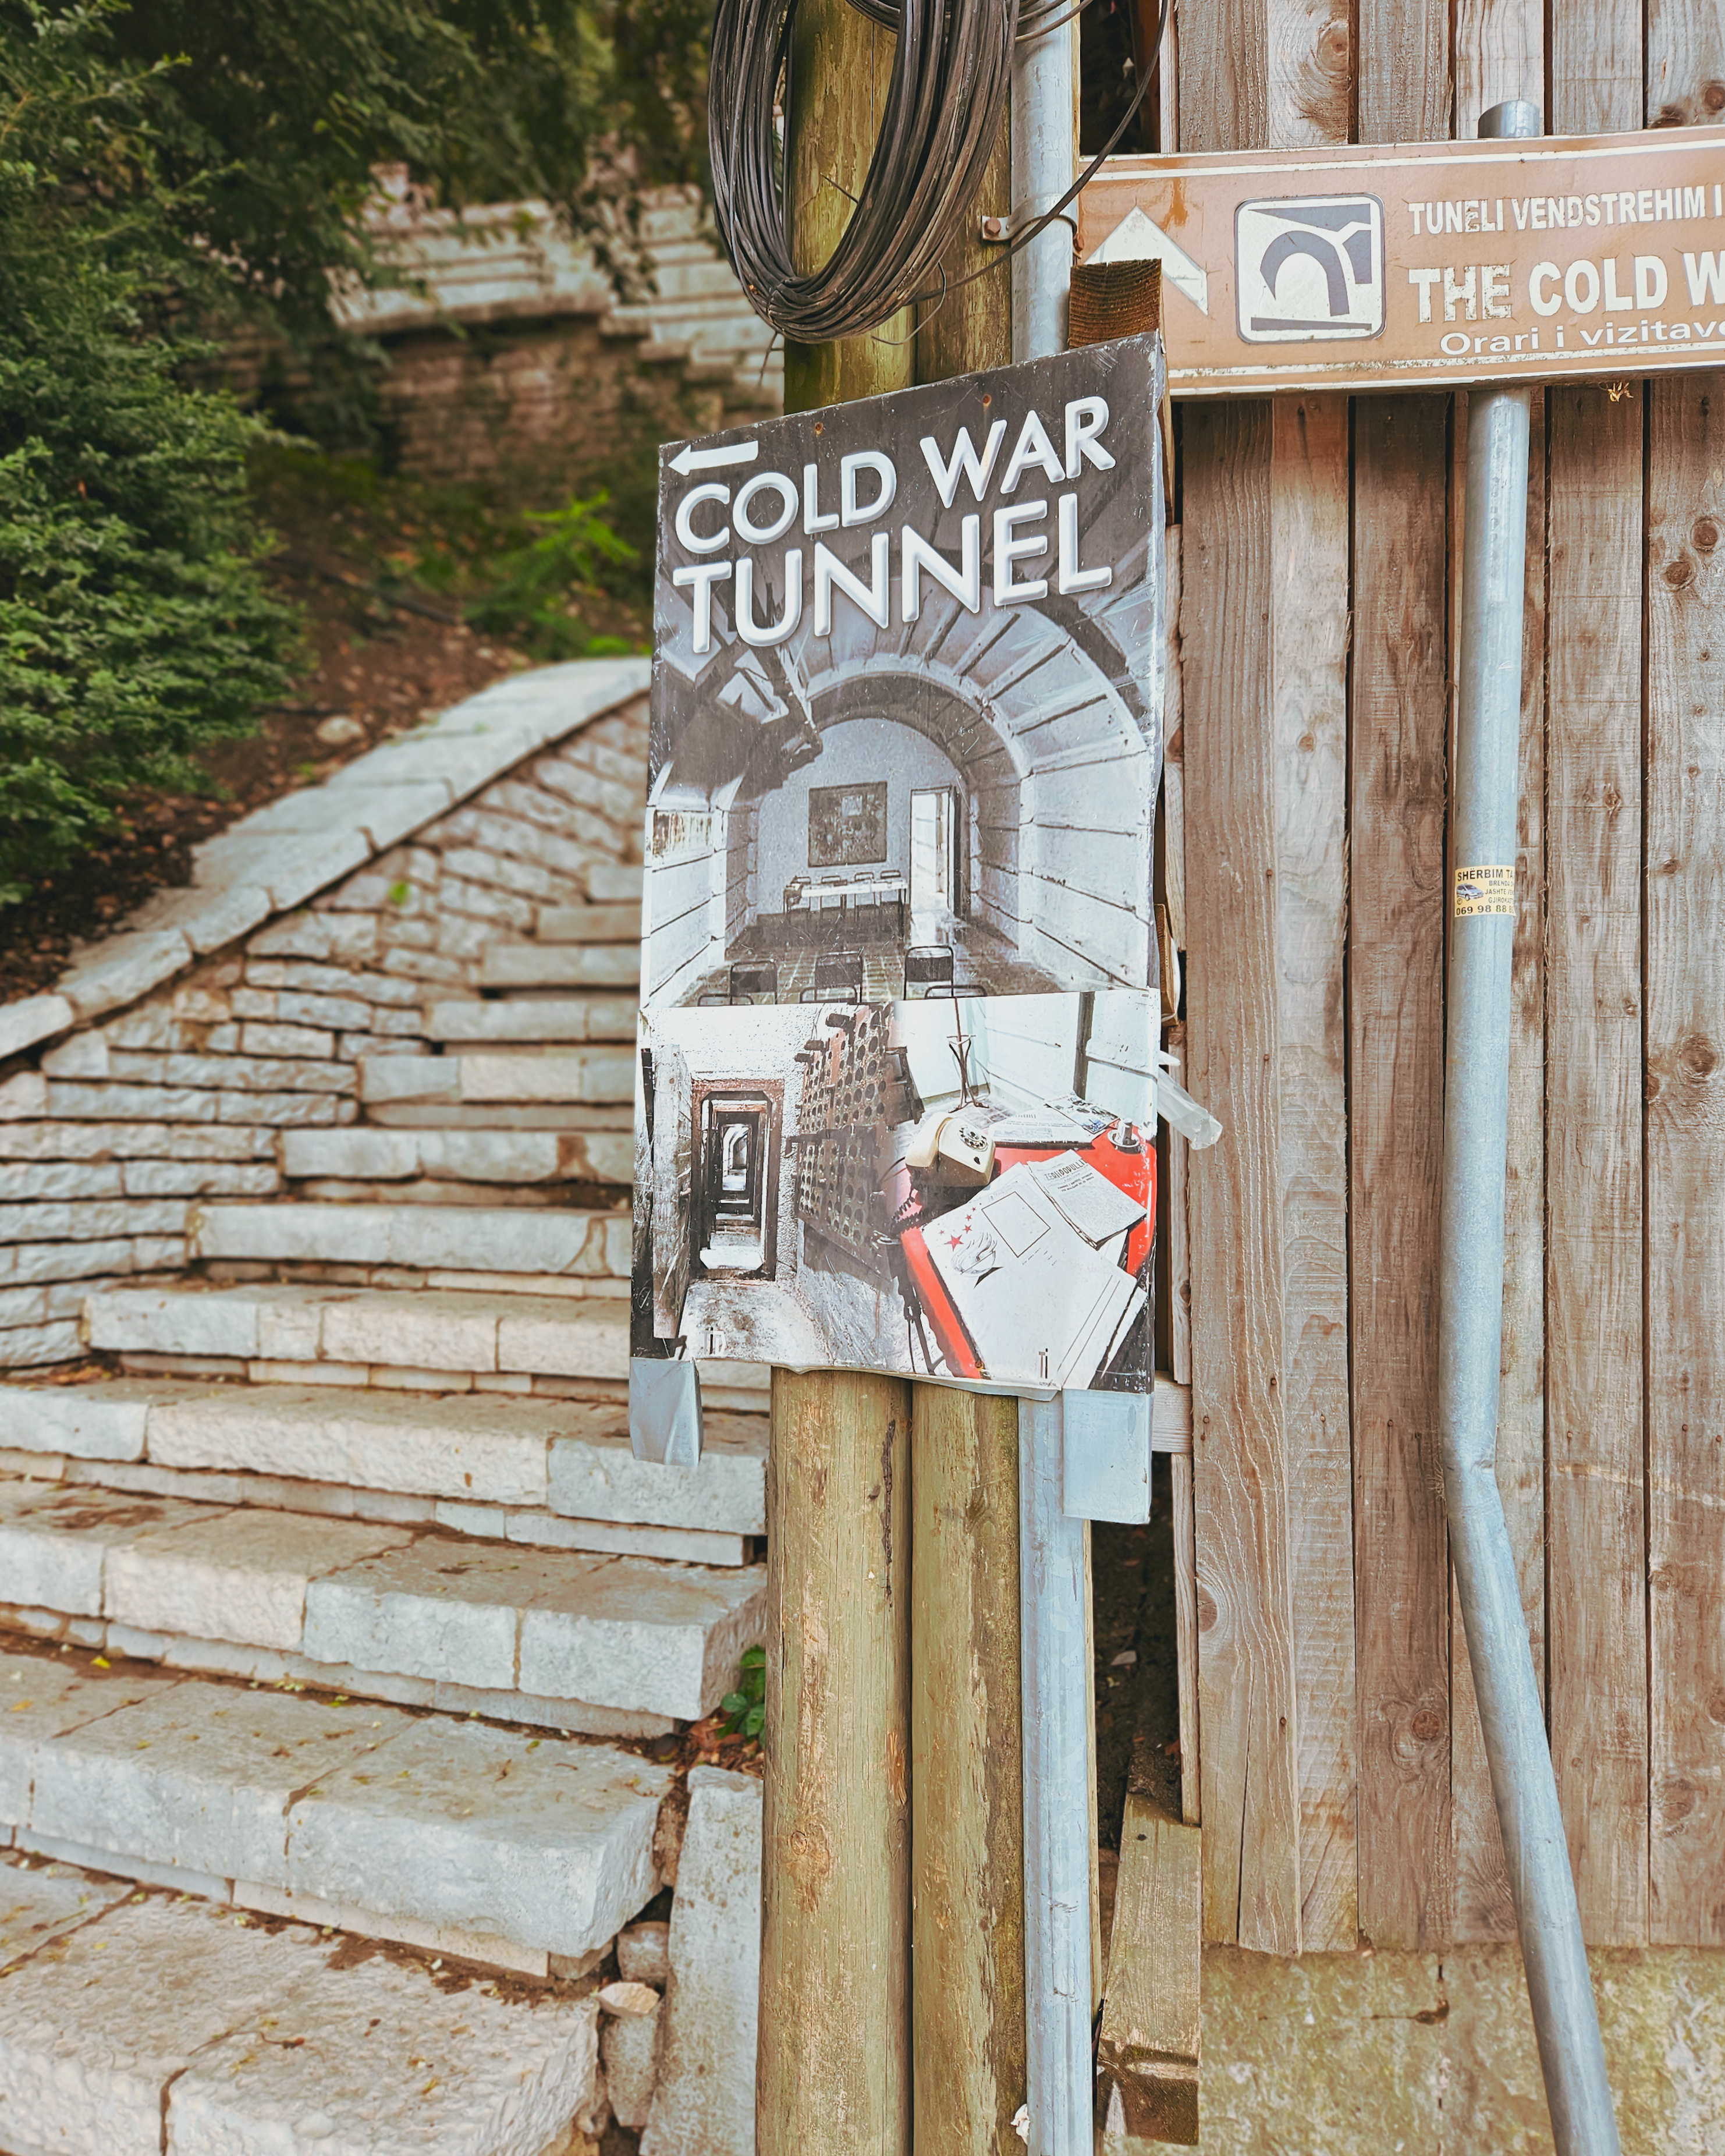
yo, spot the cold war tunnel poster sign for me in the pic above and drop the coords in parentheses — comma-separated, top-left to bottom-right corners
(1076, 126, 1725, 393)
(631, 336, 1166, 1398)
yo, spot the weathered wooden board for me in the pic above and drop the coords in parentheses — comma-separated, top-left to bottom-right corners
(759, 1370, 914, 2154)
(1358, 0, 1448, 145)
(1348, 389, 1453, 1952)
(1265, 0, 1357, 1960)
(1162, 532, 1186, 953)
(1183, 398, 1301, 1955)
(1095, 1799, 1202, 2147)
(1342, 0, 1456, 1960)
(1180, 0, 1302, 1959)
(1454, 0, 1542, 132)
(910, 1387, 1026, 2154)
(1644, 371, 1725, 1948)
(1171, 1452, 1201, 1828)
(1546, 0, 1646, 1946)
(1545, 374, 1648, 1948)
(1644, 0, 1725, 1955)
(1271, 391, 1356, 1952)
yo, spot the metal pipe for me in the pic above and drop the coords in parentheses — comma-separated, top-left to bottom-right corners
(1010, 0, 1073, 364)
(1018, 1396, 1093, 2155)
(1439, 95, 1621, 2156)
(1012, 22, 1089, 2151)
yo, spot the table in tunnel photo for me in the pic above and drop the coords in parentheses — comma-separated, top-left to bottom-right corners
(778, 872, 908, 946)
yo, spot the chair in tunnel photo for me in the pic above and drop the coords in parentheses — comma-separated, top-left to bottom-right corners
(798, 951, 864, 1003)
(729, 960, 779, 1003)
(903, 944, 955, 998)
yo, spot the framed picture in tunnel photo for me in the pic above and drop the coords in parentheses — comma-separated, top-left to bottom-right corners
(633, 335, 1166, 1397)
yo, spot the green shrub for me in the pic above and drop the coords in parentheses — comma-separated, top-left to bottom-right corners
(0, 5, 296, 902)
(720, 1644, 766, 1743)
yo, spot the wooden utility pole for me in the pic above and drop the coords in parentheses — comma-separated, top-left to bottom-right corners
(757, 7, 914, 2154)
(906, 123, 1031, 2156)
(758, 1367, 912, 2152)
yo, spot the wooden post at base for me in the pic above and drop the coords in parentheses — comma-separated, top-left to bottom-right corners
(759, 1368, 913, 2154)
(758, 12, 918, 2154)
(911, 1385, 1027, 2154)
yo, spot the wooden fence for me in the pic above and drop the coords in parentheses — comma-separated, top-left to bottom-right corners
(1162, 0, 1724, 1953)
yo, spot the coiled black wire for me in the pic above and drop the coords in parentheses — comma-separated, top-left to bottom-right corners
(708, 0, 1170, 346)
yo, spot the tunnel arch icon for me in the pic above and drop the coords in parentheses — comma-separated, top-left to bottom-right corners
(1236, 195, 1385, 342)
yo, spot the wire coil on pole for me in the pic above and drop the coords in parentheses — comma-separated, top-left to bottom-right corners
(709, 0, 1169, 349)
(709, 0, 1018, 346)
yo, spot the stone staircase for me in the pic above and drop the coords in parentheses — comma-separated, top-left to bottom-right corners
(0, 675, 764, 2152)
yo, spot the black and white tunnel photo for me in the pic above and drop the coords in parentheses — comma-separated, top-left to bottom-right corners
(641, 339, 1164, 1012)
(632, 991, 1159, 1393)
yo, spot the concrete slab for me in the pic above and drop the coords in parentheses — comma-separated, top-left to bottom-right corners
(30, 1680, 404, 1888)
(189, 1200, 627, 1279)
(0, 1379, 164, 1462)
(0, 1477, 214, 1619)
(105, 1508, 415, 1649)
(148, 1386, 551, 1508)
(285, 1715, 671, 1957)
(301, 1537, 577, 1691)
(0, 1890, 306, 2156)
(640, 1766, 762, 2156)
(0, 1647, 178, 1828)
(519, 1559, 768, 1722)
(0, 1853, 132, 1971)
(547, 1403, 766, 1536)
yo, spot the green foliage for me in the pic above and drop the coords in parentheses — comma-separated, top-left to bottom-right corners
(0, 2, 297, 903)
(257, 442, 648, 662)
(92, 0, 715, 431)
(462, 492, 638, 661)
(720, 1644, 766, 1744)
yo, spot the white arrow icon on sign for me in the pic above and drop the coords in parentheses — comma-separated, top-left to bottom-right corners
(1088, 206, 1209, 315)
(668, 440, 760, 475)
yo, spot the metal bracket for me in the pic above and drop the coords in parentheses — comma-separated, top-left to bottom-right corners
(1060, 1389, 1152, 1523)
(979, 211, 1079, 245)
(628, 1356, 704, 1467)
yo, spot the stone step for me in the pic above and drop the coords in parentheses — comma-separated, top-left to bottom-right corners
(282, 1125, 633, 1186)
(84, 1282, 630, 1381)
(0, 1377, 766, 1541)
(1, 1646, 671, 1973)
(579, 863, 643, 905)
(359, 1049, 637, 1108)
(425, 994, 639, 1044)
(0, 1476, 766, 1724)
(183, 1200, 633, 1279)
(0, 1845, 603, 2151)
(535, 904, 643, 945)
(533, 903, 642, 944)
(481, 942, 639, 991)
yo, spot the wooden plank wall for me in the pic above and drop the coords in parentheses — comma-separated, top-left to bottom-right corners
(1177, 0, 1725, 1949)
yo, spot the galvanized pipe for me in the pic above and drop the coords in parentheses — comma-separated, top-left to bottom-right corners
(1012, 17, 1089, 2152)
(1018, 1397, 1093, 2154)
(1439, 96, 1621, 2156)
(1010, 0, 1073, 364)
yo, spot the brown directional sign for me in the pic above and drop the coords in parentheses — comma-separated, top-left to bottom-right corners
(1077, 127, 1725, 395)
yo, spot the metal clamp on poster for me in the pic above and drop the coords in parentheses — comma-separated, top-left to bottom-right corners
(626, 333, 1217, 1506)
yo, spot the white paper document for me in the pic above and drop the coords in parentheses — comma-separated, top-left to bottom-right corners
(1028, 1148, 1146, 1249)
(925, 1161, 1146, 1389)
